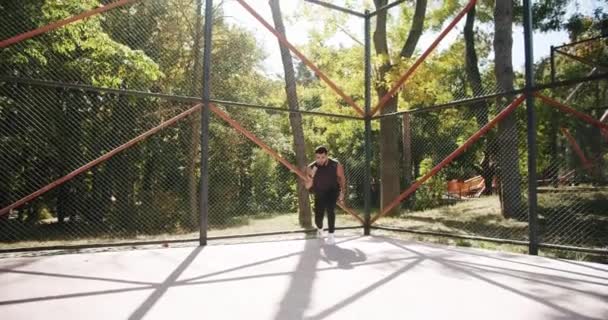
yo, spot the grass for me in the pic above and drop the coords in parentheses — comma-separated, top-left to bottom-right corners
(373, 229, 607, 264)
(0, 211, 361, 251)
(377, 196, 529, 241)
(538, 188, 608, 248)
(207, 211, 361, 236)
(1, 191, 606, 263)
(377, 191, 608, 249)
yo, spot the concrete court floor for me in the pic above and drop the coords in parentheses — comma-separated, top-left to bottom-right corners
(0, 235, 607, 320)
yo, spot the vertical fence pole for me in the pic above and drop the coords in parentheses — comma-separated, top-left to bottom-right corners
(523, 0, 539, 255)
(200, 0, 214, 246)
(364, 10, 372, 236)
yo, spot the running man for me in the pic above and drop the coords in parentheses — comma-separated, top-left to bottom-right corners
(305, 146, 346, 245)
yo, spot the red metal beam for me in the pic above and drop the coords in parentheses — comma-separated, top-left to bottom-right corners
(210, 104, 305, 180)
(535, 93, 608, 131)
(209, 103, 365, 224)
(236, 0, 366, 117)
(370, 0, 477, 116)
(560, 127, 594, 175)
(371, 94, 525, 224)
(0, 103, 203, 217)
(0, 0, 141, 49)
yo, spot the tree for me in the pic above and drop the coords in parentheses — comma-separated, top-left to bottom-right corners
(464, 3, 495, 195)
(493, 0, 523, 219)
(373, 0, 427, 216)
(491, 0, 592, 217)
(186, 0, 204, 229)
(269, 0, 313, 228)
(538, 10, 608, 186)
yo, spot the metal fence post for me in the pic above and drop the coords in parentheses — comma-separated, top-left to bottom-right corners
(364, 10, 372, 236)
(523, 0, 539, 255)
(200, 0, 214, 246)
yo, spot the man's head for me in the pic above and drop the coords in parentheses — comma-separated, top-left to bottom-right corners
(314, 146, 329, 165)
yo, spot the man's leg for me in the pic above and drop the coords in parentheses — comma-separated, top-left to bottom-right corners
(314, 193, 326, 236)
(326, 190, 337, 234)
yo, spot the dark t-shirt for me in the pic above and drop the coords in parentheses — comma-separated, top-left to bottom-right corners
(309, 159, 340, 194)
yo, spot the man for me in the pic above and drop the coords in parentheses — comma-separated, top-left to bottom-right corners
(305, 146, 346, 245)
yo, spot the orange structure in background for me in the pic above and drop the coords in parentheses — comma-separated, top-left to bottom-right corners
(447, 176, 498, 199)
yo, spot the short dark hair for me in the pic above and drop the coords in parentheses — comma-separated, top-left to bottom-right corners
(315, 146, 328, 154)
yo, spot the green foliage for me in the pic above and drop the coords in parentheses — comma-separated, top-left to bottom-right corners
(1, 0, 606, 248)
(412, 158, 447, 211)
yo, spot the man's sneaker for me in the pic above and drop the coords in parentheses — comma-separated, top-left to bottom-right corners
(327, 233, 336, 245)
(317, 228, 324, 239)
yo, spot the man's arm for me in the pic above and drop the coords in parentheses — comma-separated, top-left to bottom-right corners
(337, 163, 346, 203)
(305, 166, 316, 191)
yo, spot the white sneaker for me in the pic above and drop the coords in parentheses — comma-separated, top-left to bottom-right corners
(327, 233, 335, 245)
(317, 228, 324, 239)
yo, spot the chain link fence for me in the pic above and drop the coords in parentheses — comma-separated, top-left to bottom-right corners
(0, 0, 606, 255)
(373, 96, 531, 242)
(207, 103, 364, 238)
(549, 35, 607, 84)
(535, 80, 608, 250)
(0, 0, 204, 95)
(0, 82, 201, 248)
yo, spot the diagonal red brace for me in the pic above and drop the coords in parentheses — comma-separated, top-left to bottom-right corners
(0, 0, 141, 49)
(0, 103, 203, 217)
(371, 0, 477, 116)
(236, 0, 365, 118)
(371, 94, 525, 224)
(560, 127, 594, 175)
(535, 93, 608, 131)
(209, 103, 365, 224)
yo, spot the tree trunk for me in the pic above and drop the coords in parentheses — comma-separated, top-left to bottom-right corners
(374, 0, 426, 216)
(494, 0, 522, 219)
(464, 4, 494, 195)
(0, 86, 11, 218)
(401, 0, 426, 207)
(590, 83, 604, 184)
(108, 95, 137, 231)
(600, 85, 608, 185)
(56, 89, 69, 224)
(548, 109, 560, 187)
(400, 0, 427, 58)
(56, 89, 86, 224)
(269, 0, 312, 228)
(402, 113, 413, 208)
(374, 0, 400, 217)
(90, 93, 109, 225)
(187, 0, 204, 229)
